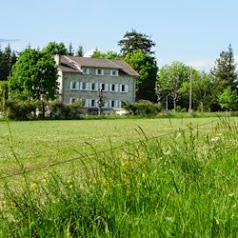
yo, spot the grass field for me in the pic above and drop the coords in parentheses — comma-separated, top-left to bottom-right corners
(0, 116, 238, 237)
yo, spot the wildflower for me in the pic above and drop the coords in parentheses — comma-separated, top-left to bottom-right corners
(210, 136, 220, 142)
(30, 183, 37, 190)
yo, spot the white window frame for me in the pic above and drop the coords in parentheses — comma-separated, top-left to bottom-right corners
(70, 81, 79, 90)
(120, 84, 128, 93)
(91, 99, 96, 107)
(99, 83, 108, 91)
(90, 82, 98, 91)
(96, 68, 104, 75)
(110, 84, 118, 92)
(82, 68, 89, 75)
(80, 82, 88, 90)
(110, 70, 119, 76)
(69, 98, 77, 104)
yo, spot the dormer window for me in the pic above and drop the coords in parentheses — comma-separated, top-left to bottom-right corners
(96, 69, 104, 75)
(110, 70, 118, 76)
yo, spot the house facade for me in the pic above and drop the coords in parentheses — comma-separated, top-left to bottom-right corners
(55, 55, 139, 114)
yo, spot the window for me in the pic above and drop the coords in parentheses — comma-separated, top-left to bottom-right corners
(120, 84, 128, 93)
(111, 100, 115, 108)
(110, 84, 118, 92)
(91, 83, 98, 91)
(82, 68, 89, 74)
(70, 81, 78, 90)
(111, 84, 115, 91)
(70, 98, 76, 104)
(81, 82, 87, 90)
(96, 69, 104, 75)
(99, 83, 108, 91)
(110, 70, 118, 76)
(91, 99, 96, 107)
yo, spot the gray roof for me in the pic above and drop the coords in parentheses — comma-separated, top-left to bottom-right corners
(59, 55, 139, 77)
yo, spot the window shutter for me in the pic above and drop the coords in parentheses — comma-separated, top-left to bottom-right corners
(125, 85, 128, 93)
(115, 84, 118, 92)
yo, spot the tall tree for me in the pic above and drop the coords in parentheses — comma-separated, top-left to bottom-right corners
(76, 45, 84, 57)
(43, 42, 68, 55)
(0, 45, 17, 81)
(8, 49, 58, 100)
(118, 30, 156, 56)
(124, 50, 158, 102)
(157, 62, 191, 112)
(179, 70, 213, 112)
(211, 44, 238, 91)
(68, 42, 74, 56)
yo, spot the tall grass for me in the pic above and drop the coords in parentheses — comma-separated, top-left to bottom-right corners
(0, 118, 238, 237)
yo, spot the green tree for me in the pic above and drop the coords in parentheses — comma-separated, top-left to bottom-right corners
(124, 50, 158, 102)
(43, 42, 68, 55)
(118, 30, 156, 56)
(76, 45, 83, 57)
(68, 42, 74, 56)
(91, 49, 121, 59)
(218, 86, 238, 111)
(8, 49, 58, 100)
(157, 62, 191, 112)
(211, 44, 238, 110)
(180, 70, 213, 112)
(0, 45, 17, 81)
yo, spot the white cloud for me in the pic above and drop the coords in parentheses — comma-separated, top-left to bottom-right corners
(83, 49, 96, 57)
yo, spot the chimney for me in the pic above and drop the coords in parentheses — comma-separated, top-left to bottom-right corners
(54, 54, 61, 66)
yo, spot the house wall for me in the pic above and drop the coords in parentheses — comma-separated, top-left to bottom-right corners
(60, 67, 136, 111)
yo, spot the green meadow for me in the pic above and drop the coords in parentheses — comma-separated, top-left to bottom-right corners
(0, 116, 238, 237)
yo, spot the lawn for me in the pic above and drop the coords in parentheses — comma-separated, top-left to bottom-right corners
(0, 116, 238, 237)
(0, 117, 220, 179)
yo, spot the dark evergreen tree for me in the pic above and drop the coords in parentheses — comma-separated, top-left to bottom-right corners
(210, 44, 238, 110)
(76, 45, 83, 57)
(211, 44, 238, 91)
(68, 42, 74, 56)
(118, 30, 156, 56)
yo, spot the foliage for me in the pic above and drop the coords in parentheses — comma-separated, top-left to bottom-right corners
(118, 29, 156, 56)
(48, 99, 84, 119)
(124, 51, 158, 101)
(4, 99, 37, 120)
(91, 48, 121, 59)
(179, 70, 213, 112)
(76, 45, 84, 57)
(43, 41, 68, 55)
(218, 86, 238, 111)
(67, 42, 74, 56)
(123, 100, 162, 115)
(8, 48, 58, 100)
(211, 44, 238, 91)
(157, 62, 191, 112)
(0, 45, 17, 81)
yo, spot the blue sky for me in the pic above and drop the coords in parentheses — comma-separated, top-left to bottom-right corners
(1, 0, 238, 71)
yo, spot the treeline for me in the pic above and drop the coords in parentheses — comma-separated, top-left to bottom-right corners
(0, 30, 238, 120)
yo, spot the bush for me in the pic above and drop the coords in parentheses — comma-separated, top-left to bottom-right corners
(4, 99, 37, 120)
(123, 100, 162, 115)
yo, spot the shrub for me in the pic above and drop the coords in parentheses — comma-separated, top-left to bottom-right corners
(123, 100, 162, 115)
(4, 99, 37, 120)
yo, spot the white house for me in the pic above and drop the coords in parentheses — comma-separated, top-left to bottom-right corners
(55, 55, 139, 114)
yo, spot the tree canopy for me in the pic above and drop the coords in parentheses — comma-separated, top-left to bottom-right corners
(118, 30, 156, 56)
(124, 50, 158, 102)
(43, 42, 68, 55)
(8, 49, 58, 100)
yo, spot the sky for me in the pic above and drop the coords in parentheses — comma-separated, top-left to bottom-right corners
(1, 0, 238, 71)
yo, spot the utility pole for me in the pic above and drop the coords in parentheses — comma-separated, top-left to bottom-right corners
(188, 73, 192, 112)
